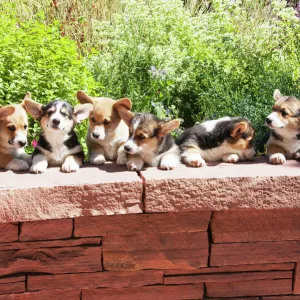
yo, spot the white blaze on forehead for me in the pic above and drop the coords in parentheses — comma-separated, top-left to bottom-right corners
(202, 117, 231, 132)
(132, 118, 140, 135)
(267, 112, 286, 128)
(50, 102, 64, 121)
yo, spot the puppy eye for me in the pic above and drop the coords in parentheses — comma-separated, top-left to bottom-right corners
(138, 135, 146, 140)
(103, 119, 110, 125)
(90, 117, 96, 123)
(61, 112, 67, 117)
(8, 125, 16, 132)
(47, 111, 53, 116)
(282, 110, 289, 117)
(24, 125, 28, 130)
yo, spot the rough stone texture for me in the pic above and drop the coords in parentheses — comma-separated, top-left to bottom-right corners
(142, 157, 300, 212)
(0, 282, 24, 295)
(103, 232, 208, 270)
(206, 279, 292, 297)
(28, 270, 163, 291)
(264, 297, 300, 300)
(293, 263, 300, 294)
(0, 223, 18, 243)
(212, 209, 300, 243)
(0, 163, 143, 223)
(20, 219, 73, 241)
(211, 241, 300, 266)
(74, 211, 211, 237)
(82, 284, 204, 300)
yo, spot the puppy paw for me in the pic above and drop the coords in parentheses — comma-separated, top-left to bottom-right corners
(5, 159, 29, 171)
(116, 155, 128, 166)
(30, 162, 47, 174)
(183, 154, 206, 167)
(127, 160, 144, 171)
(160, 157, 179, 170)
(269, 153, 286, 164)
(293, 152, 300, 162)
(223, 153, 239, 163)
(62, 160, 80, 173)
(90, 155, 106, 165)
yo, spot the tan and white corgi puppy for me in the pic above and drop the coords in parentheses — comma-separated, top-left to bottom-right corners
(116, 108, 181, 171)
(176, 117, 255, 167)
(76, 91, 132, 165)
(0, 93, 32, 171)
(23, 97, 92, 173)
(266, 89, 300, 164)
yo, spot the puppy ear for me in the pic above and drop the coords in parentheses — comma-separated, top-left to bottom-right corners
(22, 99, 43, 119)
(0, 106, 15, 119)
(158, 119, 181, 136)
(274, 89, 282, 101)
(23, 91, 32, 101)
(76, 91, 94, 104)
(73, 103, 93, 124)
(117, 106, 134, 126)
(231, 122, 248, 138)
(113, 98, 132, 111)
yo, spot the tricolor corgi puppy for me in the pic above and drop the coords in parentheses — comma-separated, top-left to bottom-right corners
(116, 108, 181, 171)
(0, 93, 31, 171)
(266, 89, 300, 164)
(23, 97, 92, 173)
(176, 117, 255, 167)
(76, 91, 131, 165)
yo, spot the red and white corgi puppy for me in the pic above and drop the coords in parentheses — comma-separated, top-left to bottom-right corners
(0, 93, 31, 171)
(76, 91, 131, 165)
(266, 89, 300, 164)
(117, 108, 181, 171)
(176, 117, 255, 167)
(23, 97, 92, 173)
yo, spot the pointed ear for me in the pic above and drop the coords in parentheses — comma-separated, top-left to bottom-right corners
(76, 91, 94, 104)
(274, 89, 282, 101)
(22, 99, 43, 119)
(113, 98, 132, 111)
(231, 122, 248, 138)
(73, 103, 93, 124)
(23, 91, 32, 101)
(0, 106, 15, 119)
(158, 119, 181, 136)
(117, 105, 134, 126)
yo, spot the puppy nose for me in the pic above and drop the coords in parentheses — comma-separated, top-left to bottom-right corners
(92, 132, 100, 139)
(265, 118, 272, 125)
(124, 145, 131, 152)
(18, 141, 26, 147)
(52, 118, 60, 126)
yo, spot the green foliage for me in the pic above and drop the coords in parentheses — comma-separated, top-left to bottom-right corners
(0, 4, 96, 152)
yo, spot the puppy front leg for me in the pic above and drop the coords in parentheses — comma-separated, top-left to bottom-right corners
(116, 144, 128, 165)
(126, 155, 144, 171)
(181, 145, 206, 167)
(62, 154, 83, 173)
(222, 153, 240, 163)
(89, 147, 106, 165)
(30, 154, 48, 174)
(267, 144, 286, 164)
(5, 158, 30, 171)
(160, 146, 180, 170)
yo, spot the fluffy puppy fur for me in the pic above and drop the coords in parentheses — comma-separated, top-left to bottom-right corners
(176, 116, 255, 167)
(23, 97, 92, 173)
(117, 108, 181, 171)
(76, 91, 131, 165)
(266, 89, 300, 164)
(0, 92, 31, 171)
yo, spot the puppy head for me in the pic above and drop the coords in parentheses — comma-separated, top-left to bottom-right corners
(265, 89, 300, 130)
(0, 92, 29, 149)
(118, 112, 180, 155)
(23, 96, 92, 133)
(77, 91, 132, 140)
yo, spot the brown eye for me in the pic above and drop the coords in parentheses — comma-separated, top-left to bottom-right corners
(90, 117, 96, 123)
(138, 135, 146, 140)
(103, 119, 110, 125)
(24, 125, 28, 130)
(8, 125, 16, 132)
(282, 110, 289, 117)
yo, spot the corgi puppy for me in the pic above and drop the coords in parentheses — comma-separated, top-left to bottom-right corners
(266, 89, 300, 164)
(116, 108, 181, 171)
(23, 97, 92, 173)
(176, 117, 255, 167)
(76, 91, 132, 165)
(0, 93, 32, 171)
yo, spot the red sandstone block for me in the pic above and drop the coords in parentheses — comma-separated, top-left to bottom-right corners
(0, 289, 79, 300)
(28, 270, 163, 291)
(103, 232, 208, 271)
(0, 223, 18, 243)
(19, 219, 73, 241)
(206, 279, 292, 297)
(0, 246, 102, 277)
(0, 274, 25, 284)
(264, 297, 300, 300)
(74, 211, 211, 237)
(165, 270, 292, 284)
(211, 241, 300, 266)
(293, 263, 300, 294)
(209, 298, 259, 300)
(0, 282, 24, 295)
(165, 263, 295, 275)
(82, 284, 204, 300)
(212, 209, 300, 243)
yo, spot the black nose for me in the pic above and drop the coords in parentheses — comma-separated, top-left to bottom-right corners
(92, 132, 100, 139)
(18, 141, 26, 147)
(265, 118, 272, 125)
(52, 118, 60, 126)
(124, 145, 131, 152)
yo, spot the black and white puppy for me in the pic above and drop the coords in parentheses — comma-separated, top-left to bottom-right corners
(23, 98, 92, 173)
(176, 117, 256, 167)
